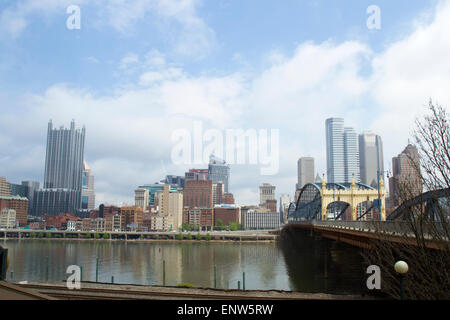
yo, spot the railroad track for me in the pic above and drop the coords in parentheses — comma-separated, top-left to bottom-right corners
(17, 282, 359, 300)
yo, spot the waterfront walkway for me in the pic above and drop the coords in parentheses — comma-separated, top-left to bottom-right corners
(0, 229, 279, 242)
(13, 281, 372, 300)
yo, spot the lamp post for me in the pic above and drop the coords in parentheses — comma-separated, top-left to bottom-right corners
(394, 260, 409, 300)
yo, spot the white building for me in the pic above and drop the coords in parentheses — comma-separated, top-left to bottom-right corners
(67, 220, 78, 231)
(151, 215, 170, 231)
(279, 194, 291, 224)
(0, 208, 16, 229)
(157, 184, 183, 231)
(297, 157, 315, 189)
(359, 132, 384, 188)
(135, 188, 150, 212)
(242, 210, 281, 230)
(259, 183, 275, 207)
(81, 161, 96, 211)
(326, 118, 360, 183)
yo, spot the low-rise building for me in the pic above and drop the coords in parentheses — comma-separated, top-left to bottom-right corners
(187, 208, 214, 231)
(151, 215, 170, 231)
(0, 195, 28, 227)
(0, 208, 17, 229)
(105, 214, 121, 231)
(242, 210, 281, 230)
(214, 204, 240, 226)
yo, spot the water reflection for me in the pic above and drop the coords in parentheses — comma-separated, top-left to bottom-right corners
(2, 235, 364, 294)
(278, 229, 365, 294)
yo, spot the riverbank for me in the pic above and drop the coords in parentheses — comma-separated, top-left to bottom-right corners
(1, 237, 276, 244)
(0, 230, 278, 243)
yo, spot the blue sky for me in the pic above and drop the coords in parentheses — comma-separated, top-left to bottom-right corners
(1, 0, 449, 206)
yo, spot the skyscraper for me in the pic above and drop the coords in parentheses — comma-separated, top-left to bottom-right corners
(359, 132, 384, 187)
(81, 161, 95, 211)
(389, 144, 422, 208)
(259, 183, 275, 207)
(0, 177, 11, 197)
(344, 127, 360, 183)
(208, 154, 230, 193)
(279, 193, 291, 223)
(326, 118, 360, 183)
(297, 157, 315, 189)
(183, 179, 213, 208)
(34, 120, 86, 216)
(134, 188, 149, 211)
(21, 181, 40, 214)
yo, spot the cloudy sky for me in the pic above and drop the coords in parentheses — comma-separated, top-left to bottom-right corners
(1, 0, 449, 207)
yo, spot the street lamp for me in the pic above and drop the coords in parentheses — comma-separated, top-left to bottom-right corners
(394, 260, 409, 300)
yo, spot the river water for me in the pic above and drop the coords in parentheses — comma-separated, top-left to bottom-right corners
(1, 231, 366, 294)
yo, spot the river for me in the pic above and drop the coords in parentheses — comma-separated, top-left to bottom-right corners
(1, 231, 366, 294)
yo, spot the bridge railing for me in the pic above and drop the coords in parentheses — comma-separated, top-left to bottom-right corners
(291, 220, 448, 238)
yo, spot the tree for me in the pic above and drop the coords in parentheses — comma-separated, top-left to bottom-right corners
(103, 233, 109, 239)
(362, 100, 450, 300)
(229, 222, 241, 231)
(176, 232, 183, 240)
(186, 233, 192, 240)
(215, 219, 225, 231)
(205, 233, 212, 241)
(196, 233, 202, 240)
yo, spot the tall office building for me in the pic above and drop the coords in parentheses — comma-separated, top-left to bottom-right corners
(34, 120, 86, 216)
(0, 177, 11, 196)
(344, 127, 360, 183)
(389, 144, 422, 208)
(259, 183, 275, 207)
(183, 179, 213, 208)
(212, 182, 224, 206)
(208, 155, 230, 193)
(297, 157, 315, 189)
(164, 175, 185, 188)
(359, 132, 384, 187)
(157, 184, 183, 231)
(279, 194, 291, 223)
(81, 162, 95, 211)
(326, 118, 360, 183)
(185, 169, 209, 181)
(134, 188, 150, 211)
(22, 181, 40, 214)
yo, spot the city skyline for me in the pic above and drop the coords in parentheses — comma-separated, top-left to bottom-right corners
(2, 0, 450, 206)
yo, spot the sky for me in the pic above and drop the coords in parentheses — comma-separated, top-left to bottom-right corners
(1, 0, 450, 207)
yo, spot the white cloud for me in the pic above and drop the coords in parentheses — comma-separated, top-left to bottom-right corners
(2, 1, 450, 206)
(0, 0, 216, 58)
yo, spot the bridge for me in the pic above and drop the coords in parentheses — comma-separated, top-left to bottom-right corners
(285, 183, 449, 250)
(289, 176, 386, 222)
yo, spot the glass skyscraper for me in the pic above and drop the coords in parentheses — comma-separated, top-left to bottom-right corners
(359, 132, 384, 187)
(208, 154, 230, 193)
(34, 120, 86, 216)
(326, 118, 360, 184)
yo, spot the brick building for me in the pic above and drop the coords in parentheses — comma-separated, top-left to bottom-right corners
(0, 195, 28, 227)
(183, 180, 213, 208)
(214, 205, 240, 226)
